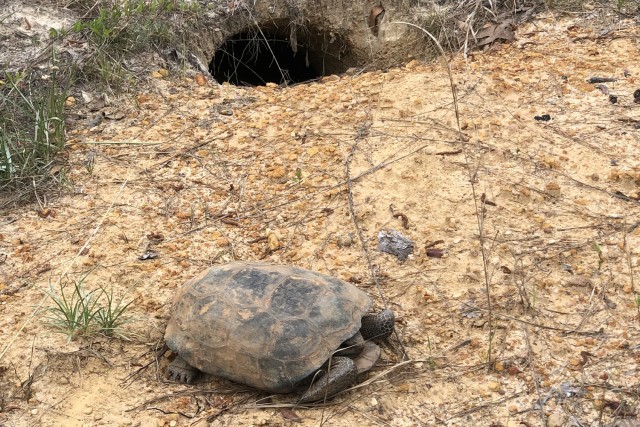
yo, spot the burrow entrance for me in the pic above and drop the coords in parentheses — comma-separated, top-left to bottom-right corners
(209, 22, 356, 86)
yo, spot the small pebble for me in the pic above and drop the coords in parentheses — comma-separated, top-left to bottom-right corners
(83, 406, 93, 415)
(547, 411, 567, 427)
(545, 182, 561, 197)
(31, 409, 38, 415)
(169, 421, 177, 427)
(337, 235, 353, 247)
(488, 381, 501, 391)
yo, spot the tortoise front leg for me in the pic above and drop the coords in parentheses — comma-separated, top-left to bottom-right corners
(299, 357, 358, 403)
(167, 356, 201, 384)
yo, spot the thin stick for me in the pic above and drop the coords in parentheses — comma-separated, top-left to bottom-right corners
(345, 122, 384, 305)
(391, 20, 495, 369)
(344, 123, 409, 360)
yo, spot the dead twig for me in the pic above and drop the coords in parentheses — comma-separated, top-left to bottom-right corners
(344, 122, 409, 360)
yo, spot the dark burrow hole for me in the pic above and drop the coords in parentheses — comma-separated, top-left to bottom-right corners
(209, 22, 355, 86)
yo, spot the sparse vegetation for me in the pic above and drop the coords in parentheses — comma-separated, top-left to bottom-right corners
(44, 272, 134, 340)
(62, 0, 201, 86)
(1, 0, 202, 197)
(94, 284, 135, 337)
(0, 66, 67, 193)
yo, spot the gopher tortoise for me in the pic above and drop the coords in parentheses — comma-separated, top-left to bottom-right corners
(164, 261, 394, 402)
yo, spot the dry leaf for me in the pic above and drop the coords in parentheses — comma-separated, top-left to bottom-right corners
(279, 407, 302, 422)
(368, 6, 385, 36)
(476, 22, 516, 48)
(195, 73, 207, 86)
(105, 110, 125, 120)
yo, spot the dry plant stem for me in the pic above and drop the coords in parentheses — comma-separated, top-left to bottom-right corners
(247, 360, 418, 409)
(391, 20, 495, 367)
(623, 228, 638, 316)
(0, 172, 133, 362)
(128, 388, 250, 412)
(473, 306, 602, 336)
(446, 391, 525, 421)
(522, 325, 546, 425)
(345, 122, 386, 307)
(249, 18, 287, 85)
(344, 123, 409, 360)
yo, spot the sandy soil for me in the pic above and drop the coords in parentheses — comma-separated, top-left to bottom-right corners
(1, 14, 640, 427)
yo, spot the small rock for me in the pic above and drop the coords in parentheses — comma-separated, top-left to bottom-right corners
(267, 231, 280, 251)
(175, 211, 192, 220)
(566, 275, 592, 287)
(169, 421, 177, 427)
(336, 234, 353, 247)
(488, 381, 501, 392)
(216, 237, 230, 247)
(545, 182, 561, 197)
(31, 409, 38, 415)
(405, 59, 422, 69)
(547, 411, 567, 427)
(267, 165, 286, 179)
(83, 406, 93, 415)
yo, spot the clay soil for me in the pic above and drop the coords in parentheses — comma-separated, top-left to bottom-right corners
(2, 14, 640, 427)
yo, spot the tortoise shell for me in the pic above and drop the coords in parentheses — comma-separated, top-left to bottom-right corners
(164, 261, 372, 392)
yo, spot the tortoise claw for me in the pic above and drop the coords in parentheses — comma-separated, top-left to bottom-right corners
(167, 356, 199, 384)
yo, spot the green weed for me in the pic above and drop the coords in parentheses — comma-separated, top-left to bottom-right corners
(64, 0, 200, 86)
(95, 284, 135, 337)
(0, 66, 67, 191)
(594, 242, 604, 270)
(44, 272, 134, 340)
(44, 272, 103, 340)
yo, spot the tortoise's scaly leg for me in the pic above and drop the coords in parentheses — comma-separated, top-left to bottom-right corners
(168, 356, 200, 384)
(299, 357, 357, 403)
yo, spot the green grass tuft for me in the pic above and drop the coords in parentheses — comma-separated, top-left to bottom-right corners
(0, 66, 67, 192)
(44, 272, 135, 340)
